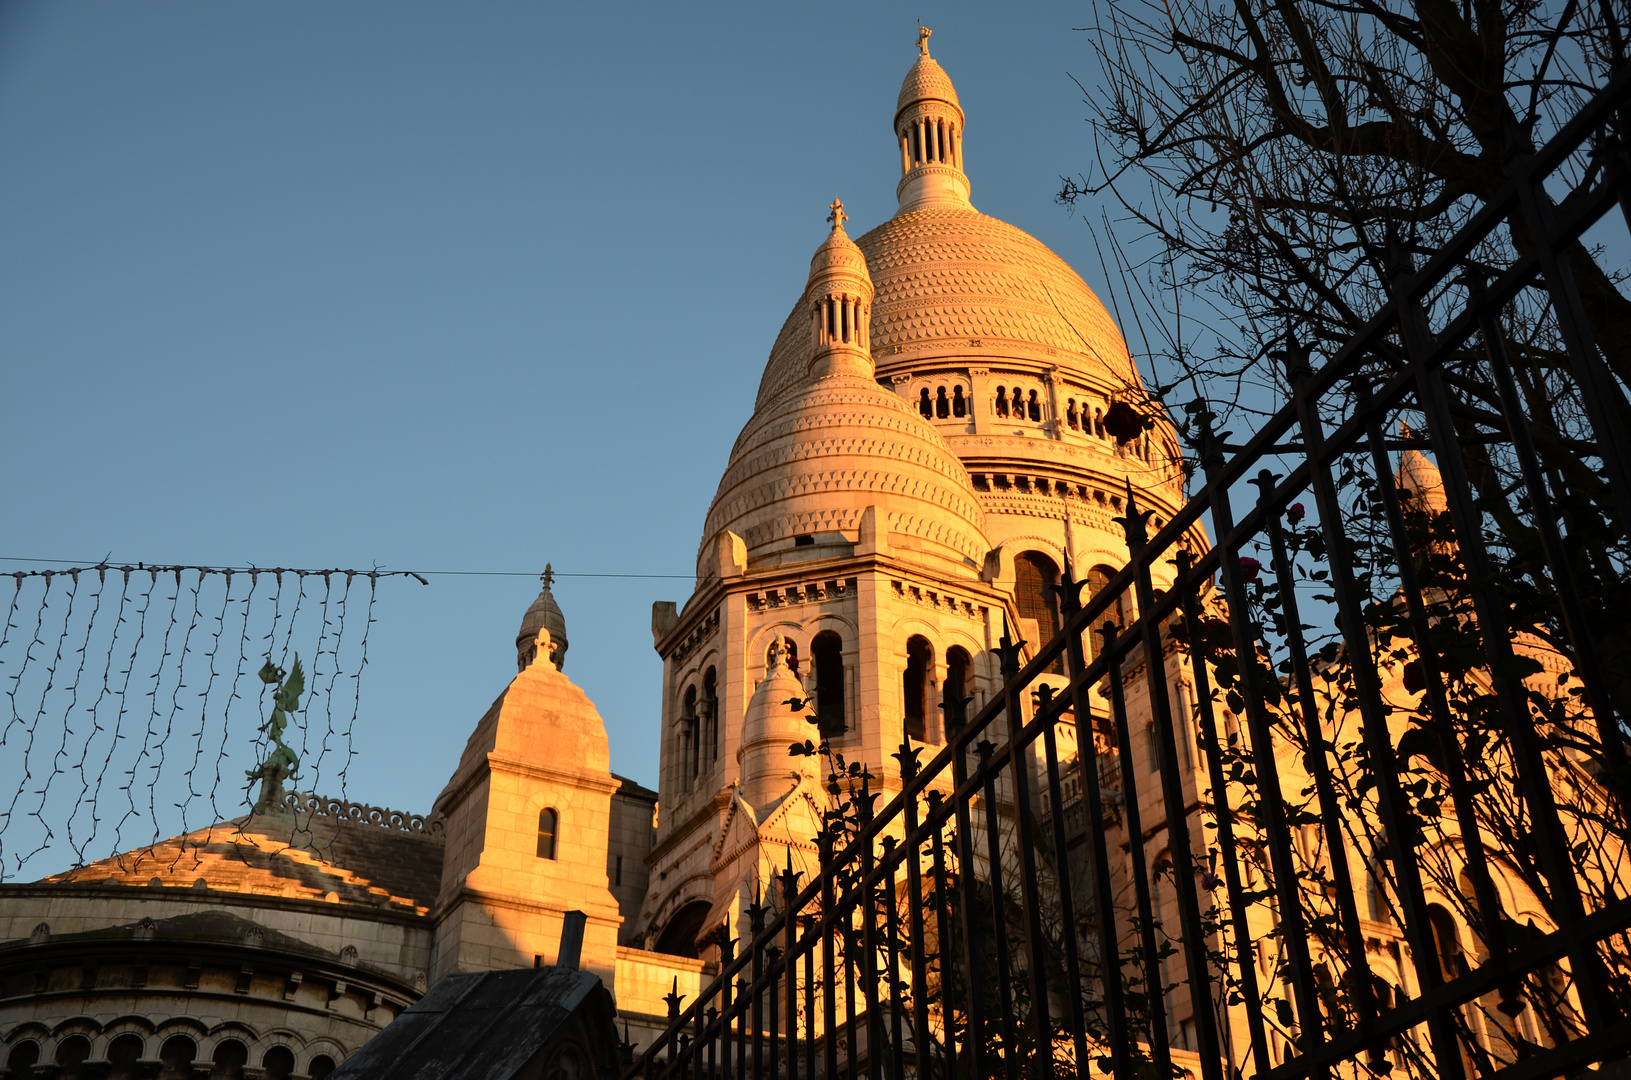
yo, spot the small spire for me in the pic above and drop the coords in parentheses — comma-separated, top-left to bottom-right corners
(541, 563, 555, 589)
(827, 198, 848, 232)
(917, 23, 932, 57)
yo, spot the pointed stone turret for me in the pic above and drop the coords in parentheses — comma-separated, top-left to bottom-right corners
(736, 637, 817, 815)
(894, 26, 971, 212)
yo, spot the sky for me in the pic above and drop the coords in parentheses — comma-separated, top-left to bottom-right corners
(0, 3, 1142, 839)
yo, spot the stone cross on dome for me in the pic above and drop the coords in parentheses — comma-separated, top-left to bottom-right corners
(541, 564, 554, 589)
(827, 198, 848, 232)
(917, 23, 932, 56)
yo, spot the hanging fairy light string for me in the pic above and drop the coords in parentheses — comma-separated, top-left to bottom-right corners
(0, 563, 422, 881)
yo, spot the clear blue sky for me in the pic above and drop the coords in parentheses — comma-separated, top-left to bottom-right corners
(0, 3, 1140, 821)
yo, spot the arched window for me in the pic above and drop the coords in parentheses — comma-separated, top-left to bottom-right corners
(536, 808, 559, 860)
(159, 1036, 197, 1080)
(903, 635, 933, 742)
(261, 1048, 295, 1080)
(1093, 408, 1105, 438)
(680, 686, 698, 786)
(945, 646, 972, 730)
(108, 1035, 145, 1080)
(811, 632, 846, 735)
(1067, 399, 1079, 429)
(1014, 552, 1061, 672)
(7, 1044, 40, 1073)
(702, 667, 718, 765)
(210, 1039, 248, 1080)
(308, 1057, 336, 1080)
(1086, 566, 1121, 657)
(995, 387, 1010, 418)
(935, 386, 950, 418)
(55, 1036, 91, 1076)
(919, 387, 933, 418)
(1027, 389, 1042, 422)
(1427, 903, 1468, 980)
(952, 386, 967, 417)
(655, 899, 713, 959)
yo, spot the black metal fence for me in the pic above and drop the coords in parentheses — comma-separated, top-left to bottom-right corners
(628, 60, 1631, 1080)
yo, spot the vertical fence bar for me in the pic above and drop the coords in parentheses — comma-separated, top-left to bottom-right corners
(1468, 279, 1627, 781)
(884, 835, 907, 1080)
(769, 944, 782, 1078)
(899, 743, 933, 1077)
(1389, 267, 1618, 1029)
(805, 930, 817, 1080)
(1173, 550, 1270, 1072)
(1251, 471, 1379, 1033)
(928, 790, 958, 1080)
(1037, 678, 1093, 1076)
(784, 860, 801, 1080)
(1120, 487, 1226, 1080)
(997, 624, 1058, 1078)
(1099, 622, 1174, 1076)
(1509, 148, 1631, 522)
(1197, 420, 1331, 1068)
(721, 940, 735, 1080)
(859, 772, 885, 1077)
(953, 733, 986, 1080)
(1353, 384, 1520, 1020)
(1059, 576, 1135, 1080)
(751, 895, 766, 1079)
(1276, 351, 1467, 1077)
(822, 830, 840, 1080)
(979, 738, 1022, 1080)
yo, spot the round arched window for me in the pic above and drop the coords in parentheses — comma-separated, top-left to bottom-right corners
(536, 808, 559, 860)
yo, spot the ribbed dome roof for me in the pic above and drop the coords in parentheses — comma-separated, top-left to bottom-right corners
(516, 571, 568, 672)
(896, 54, 961, 117)
(754, 205, 1138, 410)
(699, 372, 989, 576)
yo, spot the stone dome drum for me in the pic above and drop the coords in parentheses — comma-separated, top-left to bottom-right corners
(699, 370, 989, 575)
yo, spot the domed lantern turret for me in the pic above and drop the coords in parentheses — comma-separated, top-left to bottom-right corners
(516, 565, 568, 672)
(894, 26, 971, 212)
(806, 199, 875, 380)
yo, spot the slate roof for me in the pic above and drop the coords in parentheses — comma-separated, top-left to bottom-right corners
(330, 967, 623, 1080)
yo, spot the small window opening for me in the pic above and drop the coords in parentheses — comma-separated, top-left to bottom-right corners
(703, 667, 718, 763)
(945, 646, 972, 731)
(794, 534, 816, 547)
(537, 808, 558, 860)
(952, 385, 967, 417)
(1094, 408, 1105, 438)
(1016, 551, 1063, 673)
(935, 386, 950, 418)
(995, 387, 1010, 418)
(1027, 389, 1042, 422)
(903, 635, 933, 742)
(813, 631, 846, 735)
(1067, 399, 1079, 430)
(919, 388, 933, 419)
(261, 1048, 295, 1080)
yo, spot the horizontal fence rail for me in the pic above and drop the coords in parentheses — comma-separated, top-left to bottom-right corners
(627, 59, 1631, 1080)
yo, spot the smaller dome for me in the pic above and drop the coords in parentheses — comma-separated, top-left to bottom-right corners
(896, 53, 961, 119)
(516, 566, 568, 672)
(808, 215, 868, 284)
(1397, 448, 1448, 515)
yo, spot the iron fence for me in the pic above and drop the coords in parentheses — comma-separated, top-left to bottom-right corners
(628, 57, 1631, 1080)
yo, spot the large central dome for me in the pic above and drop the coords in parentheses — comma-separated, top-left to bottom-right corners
(754, 205, 1139, 410)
